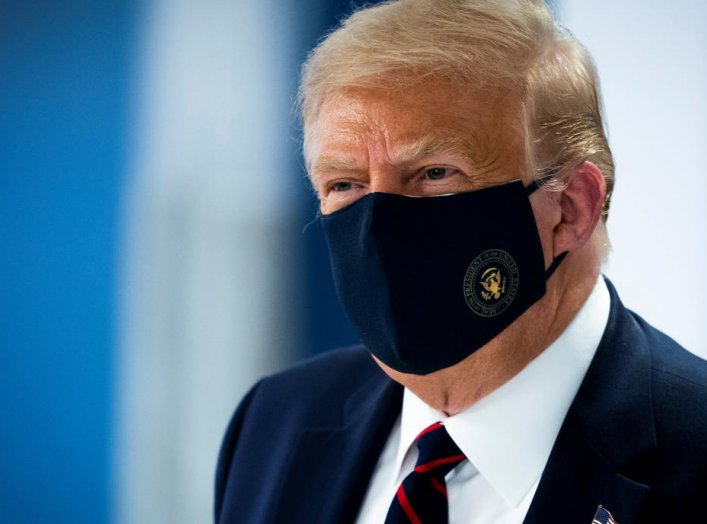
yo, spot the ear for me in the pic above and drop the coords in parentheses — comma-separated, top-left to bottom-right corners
(552, 161, 606, 257)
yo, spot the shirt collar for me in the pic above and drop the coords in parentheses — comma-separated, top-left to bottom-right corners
(395, 277, 610, 507)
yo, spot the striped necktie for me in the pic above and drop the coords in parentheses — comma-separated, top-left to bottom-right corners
(384, 422, 467, 524)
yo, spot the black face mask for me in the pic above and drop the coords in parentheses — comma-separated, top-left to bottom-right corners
(320, 179, 567, 375)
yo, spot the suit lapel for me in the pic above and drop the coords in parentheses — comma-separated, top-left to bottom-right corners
(273, 370, 403, 524)
(525, 280, 656, 524)
(523, 424, 650, 523)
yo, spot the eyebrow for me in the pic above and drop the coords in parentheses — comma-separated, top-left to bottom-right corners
(310, 133, 483, 181)
(310, 157, 364, 181)
(391, 134, 479, 167)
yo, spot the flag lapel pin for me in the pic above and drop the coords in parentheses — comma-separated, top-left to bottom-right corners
(592, 505, 618, 524)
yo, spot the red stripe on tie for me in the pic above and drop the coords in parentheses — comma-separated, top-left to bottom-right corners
(415, 454, 466, 473)
(396, 485, 422, 524)
(415, 422, 444, 441)
(430, 477, 447, 497)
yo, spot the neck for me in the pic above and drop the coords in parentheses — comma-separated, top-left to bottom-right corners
(376, 256, 600, 416)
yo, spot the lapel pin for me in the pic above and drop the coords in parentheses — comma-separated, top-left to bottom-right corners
(592, 505, 618, 524)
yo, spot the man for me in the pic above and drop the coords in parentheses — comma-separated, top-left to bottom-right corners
(215, 1, 707, 522)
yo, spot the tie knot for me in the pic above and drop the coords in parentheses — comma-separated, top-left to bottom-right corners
(413, 422, 466, 477)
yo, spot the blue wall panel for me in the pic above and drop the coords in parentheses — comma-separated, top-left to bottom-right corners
(0, 1, 136, 521)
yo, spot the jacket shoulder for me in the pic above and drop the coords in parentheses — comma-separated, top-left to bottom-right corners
(255, 344, 382, 410)
(214, 345, 387, 521)
(626, 312, 707, 436)
(646, 325, 707, 390)
(628, 313, 707, 517)
(644, 316, 707, 440)
(220, 343, 382, 455)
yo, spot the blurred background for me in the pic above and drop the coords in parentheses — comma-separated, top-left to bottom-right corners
(0, 0, 705, 522)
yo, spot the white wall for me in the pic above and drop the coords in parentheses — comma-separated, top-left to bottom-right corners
(115, 1, 302, 522)
(560, 0, 707, 357)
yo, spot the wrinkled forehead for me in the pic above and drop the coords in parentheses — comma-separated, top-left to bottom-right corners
(303, 82, 528, 176)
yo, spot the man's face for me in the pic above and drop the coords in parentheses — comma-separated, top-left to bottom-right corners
(306, 81, 569, 408)
(307, 81, 528, 215)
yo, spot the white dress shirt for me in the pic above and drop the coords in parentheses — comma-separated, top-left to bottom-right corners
(356, 277, 611, 523)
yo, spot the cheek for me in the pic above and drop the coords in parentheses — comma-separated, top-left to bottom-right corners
(317, 192, 331, 214)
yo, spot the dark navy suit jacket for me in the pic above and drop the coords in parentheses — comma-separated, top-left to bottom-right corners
(215, 283, 707, 523)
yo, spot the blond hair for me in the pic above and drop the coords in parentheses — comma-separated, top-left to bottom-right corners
(299, 0, 614, 220)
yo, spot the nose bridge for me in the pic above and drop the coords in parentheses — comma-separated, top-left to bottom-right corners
(369, 168, 403, 194)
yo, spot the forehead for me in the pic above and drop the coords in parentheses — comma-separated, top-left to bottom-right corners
(305, 81, 526, 173)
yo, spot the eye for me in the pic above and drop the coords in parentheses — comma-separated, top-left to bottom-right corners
(330, 181, 355, 192)
(425, 167, 450, 180)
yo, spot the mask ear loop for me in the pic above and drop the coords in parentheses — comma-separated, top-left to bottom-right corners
(525, 169, 557, 195)
(524, 171, 569, 280)
(545, 251, 568, 279)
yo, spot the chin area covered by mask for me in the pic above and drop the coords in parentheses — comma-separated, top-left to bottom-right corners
(321, 179, 567, 375)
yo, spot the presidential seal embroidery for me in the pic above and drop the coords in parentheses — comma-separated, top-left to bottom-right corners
(463, 249, 520, 317)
